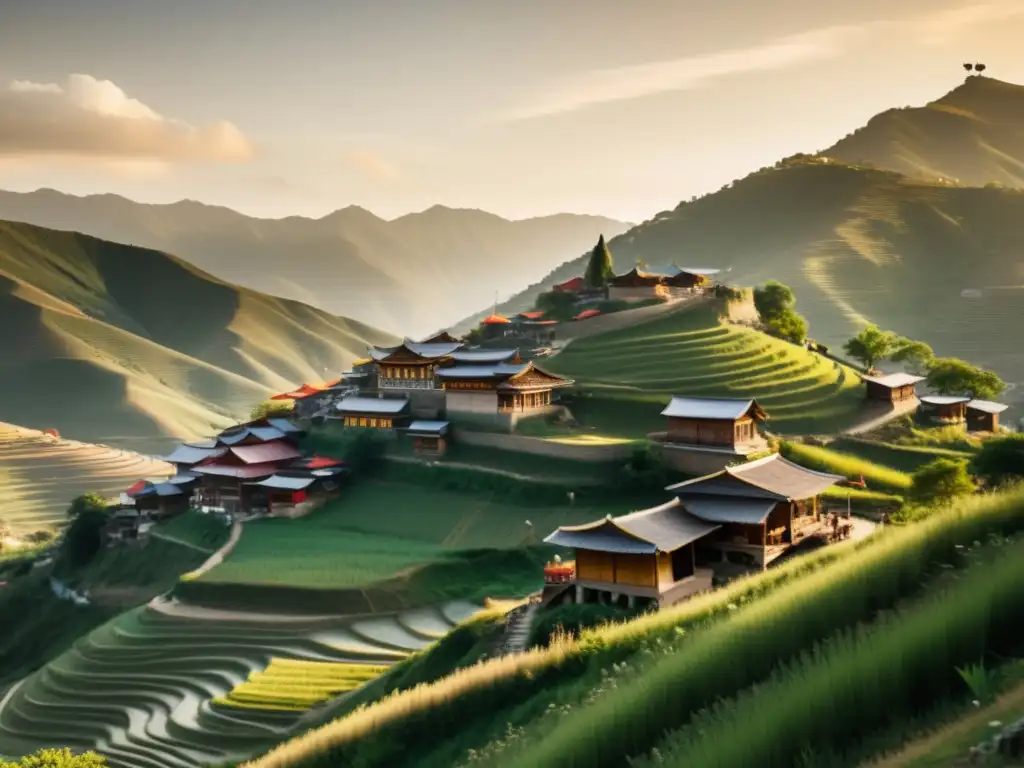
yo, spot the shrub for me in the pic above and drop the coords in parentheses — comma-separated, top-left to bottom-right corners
(909, 458, 974, 504)
(969, 434, 1024, 487)
(528, 604, 645, 649)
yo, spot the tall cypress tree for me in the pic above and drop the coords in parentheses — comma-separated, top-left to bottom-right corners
(584, 234, 615, 288)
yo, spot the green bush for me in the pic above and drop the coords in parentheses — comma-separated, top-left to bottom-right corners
(528, 604, 645, 649)
(969, 434, 1024, 487)
(0, 748, 107, 767)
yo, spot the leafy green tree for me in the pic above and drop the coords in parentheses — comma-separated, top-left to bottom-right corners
(535, 290, 579, 321)
(909, 458, 974, 503)
(753, 281, 808, 344)
(583, 235, 615, 288)
(59, 496, 110, 571)
(66, 492, 108, 520)
(969, 434, 1024, 487)
(0, 748, 107, 767)
(890, 338, 934, 375)
(925, 357, 1006, 400)
(843, 325, 898, 370)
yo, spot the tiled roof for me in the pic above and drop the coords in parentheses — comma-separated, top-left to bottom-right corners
(920, 395, 971, 405)
(265, 418, 303, 433)
(517, 311, 546, 320)
(661, 396, 763, 421)
(449, 348, 519, 363)
(861, 372, 926, 388)
(681, 497, 777, 525)
(667, 453, 843, 502)
(967, 399, 1009, 414)
(407, 420, 450, 436)
(437, 362, 530, 380)
(335, 396, 410, 415)
(547, 498, 720, 553)
(481, 314, 512, 325)
(251, 474, 316, 490)
(227, 441, 303, 465)
(190, 462, 281, 479)
(574, 309, 601, 321)
(160, 444, 227, 465)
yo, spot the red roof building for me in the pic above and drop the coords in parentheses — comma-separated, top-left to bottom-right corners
(553, 277, 585, 293)
(481, 313, 511, 325)
(516, 310, 546, 320)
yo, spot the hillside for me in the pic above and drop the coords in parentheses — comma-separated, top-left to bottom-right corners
(0, 423, 170, 535)
(823, 75, 1024, 188)
(0, 220, 397, 451)
(0, 191, 629, 334)
(465, 159, 1024, 412)
(541, 298, 866, 438)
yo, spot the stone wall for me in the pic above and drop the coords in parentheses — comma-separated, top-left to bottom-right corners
(656, 442, 739, 476)
(455, 429, 634, 462)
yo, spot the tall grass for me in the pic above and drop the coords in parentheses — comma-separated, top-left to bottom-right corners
(830, 436, 974, 473)
(245, 490, 1024, 768)
(635, 537, 1024, 767)
(780, 441, 912, 493)
(488, 490, 1024, 768)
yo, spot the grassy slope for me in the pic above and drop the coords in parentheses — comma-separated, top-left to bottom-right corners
(238, 489, 1024, 768)
(462, 161, 1024, 414)
(543, 299, 866, 437)
(823, 76, 1024, 188)
(0, 191, 628, 334)
(0, 422, 171, 533)
(0, 220, 397, 451)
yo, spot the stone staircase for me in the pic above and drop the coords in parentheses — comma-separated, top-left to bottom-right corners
(497, 597, 541, 657)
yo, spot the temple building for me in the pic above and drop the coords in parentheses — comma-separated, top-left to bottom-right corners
(861, 372, 925, 403)
(966, 400, 1009, 432)
(334, 395, 411, 428)
(544, 454, 843, 609)
(437, 361, 573, 416)
(919, 395, 970, 423)
(369, 339, 464, 390)
(189, 440, 303, 516)
(607, 268, 670, 302)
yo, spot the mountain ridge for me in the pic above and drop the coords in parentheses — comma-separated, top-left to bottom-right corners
(0, 218, 398, 452)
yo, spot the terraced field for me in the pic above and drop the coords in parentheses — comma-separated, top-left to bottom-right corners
(0, 598, 482, 768)
(0, 422, 171, 534)
(214, 659, 389, 712)
(544, 300, 867, 438)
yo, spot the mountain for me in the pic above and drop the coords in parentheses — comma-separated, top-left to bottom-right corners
(0, 190, 629, 335)
(823, 75, 1024, 187)
(459, 158, 1024, 410)
(0, 219, 398, 452)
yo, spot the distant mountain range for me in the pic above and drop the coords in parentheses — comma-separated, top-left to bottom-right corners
(0, 219, 398, 452)
(0, 191, 629, 335)
(457, 77, 1024, 409)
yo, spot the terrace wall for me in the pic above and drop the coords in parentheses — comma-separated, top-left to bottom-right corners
(455, 429, 634, 462)
(656, 442, 739, 475)
(556, 295, 712, 341)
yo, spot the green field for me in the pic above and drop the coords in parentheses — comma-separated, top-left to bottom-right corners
(202, 476, 637, 590)
(0, 599, 481, 767)
(779, 441, 913, 494)
(543, 300, 867, 439)
(828, 436, 976, 473)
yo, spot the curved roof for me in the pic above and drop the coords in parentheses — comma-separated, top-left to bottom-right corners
(449, 348, 519, 363)
(481, 313, 511, 325)
(546, 499, 720, 553)
(667, 453, 843, 501)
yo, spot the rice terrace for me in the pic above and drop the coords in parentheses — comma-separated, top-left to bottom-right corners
(3, 17, 1024, 768)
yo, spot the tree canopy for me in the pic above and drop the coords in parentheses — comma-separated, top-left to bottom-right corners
(925, 357, 1006, 400)
(752, 281, 808, 343)
(583, 235, 615, 288)
(842, 326, 899, 370)
(968, 434, 1024, 488)
(66, 493, 108, 520)
(909, 458, 974, 504)
(59, 495, 110, 571)
(0, 748, 107, 767)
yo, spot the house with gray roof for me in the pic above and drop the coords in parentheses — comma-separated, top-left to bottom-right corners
(545, 453, 845, 610)
(333, 395, 411, 429)
(861, 372, 925, 403)
(655, 396, 770, 474)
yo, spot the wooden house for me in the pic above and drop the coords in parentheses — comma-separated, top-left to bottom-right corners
(406, 420, 449, 455)
(919, 395, 970, 423)
(861, 372, 925, 403)
(437, 361, 573, 416)
(129, 481, 191, 520)
(334, 395, 411, 428)
(246, 466, 348, 519)
(660, 396, 769, 454)
(966, 399, 1009, 432)
(544, 454, 844, 609)
(607, 268, 669, 302)
(369, 339, 464, 390)
(665, 453, 844, 571)
(189, 440, 302, 516)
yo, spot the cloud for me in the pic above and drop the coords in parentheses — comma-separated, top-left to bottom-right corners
(0, 74, 254, 163)
(915, 2, 1024, 45)
(341, 149, 401, 181)
(500, 24, 867, 121)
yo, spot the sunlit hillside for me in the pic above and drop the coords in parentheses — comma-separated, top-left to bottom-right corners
(0, 220, 398, 451)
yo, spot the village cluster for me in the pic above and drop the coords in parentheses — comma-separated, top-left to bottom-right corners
(108, 265, 1011, 613)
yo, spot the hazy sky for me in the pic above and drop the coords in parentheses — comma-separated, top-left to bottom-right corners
(0, 0, 1022, 222)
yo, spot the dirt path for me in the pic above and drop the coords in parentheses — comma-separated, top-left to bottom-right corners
(864, 680, 1024, 767)
(382, 455, 603, 486)
(148, 532, 215, 554)
(180, 520, 243, 579)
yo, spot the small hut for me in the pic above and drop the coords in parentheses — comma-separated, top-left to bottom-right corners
(407, 421, 449, 456)
(919, 395, 970, 423)
(861, 373, 925, 403)
(966, 400, 1009, 432)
